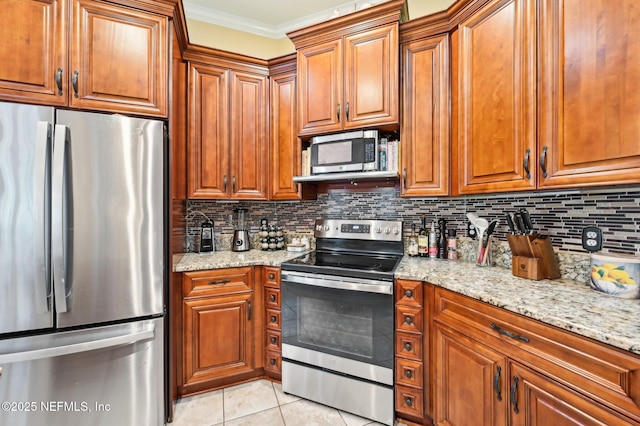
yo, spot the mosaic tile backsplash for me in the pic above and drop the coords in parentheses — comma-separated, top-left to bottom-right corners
(185, 185, 640, 280)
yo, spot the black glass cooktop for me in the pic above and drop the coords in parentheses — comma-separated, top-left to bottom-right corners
(281, 250, 402, 281)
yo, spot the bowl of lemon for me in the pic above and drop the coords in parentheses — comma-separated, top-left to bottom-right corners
(590, 254, 640, 299)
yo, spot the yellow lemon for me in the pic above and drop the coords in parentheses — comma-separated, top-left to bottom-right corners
(607, 269, 630, 281)
(591, 272, 601, 280)
(619, 278, 636, 285)
(600, 263, 619, 270)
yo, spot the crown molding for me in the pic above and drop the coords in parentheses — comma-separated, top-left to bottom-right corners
(182, 0, 391, 39)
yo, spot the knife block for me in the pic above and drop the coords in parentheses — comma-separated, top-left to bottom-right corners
(507, 234, 561, 280)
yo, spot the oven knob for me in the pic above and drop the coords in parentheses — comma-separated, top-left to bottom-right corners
(324, 225, 330, 231)
(375, 227, 382, 233)
(384, 227, 391, 234)
(393, 227, 400, 235)
(316, 225, 322, 231)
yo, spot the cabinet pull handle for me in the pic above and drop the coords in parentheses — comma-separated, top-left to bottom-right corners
(208, 279, 230, 285)
(539, 146, 548, 178)
(55, 68, 63, 96)
(345, 102, 349, 120)
(248, 300, 252, 321)
(232, 175, 236, 192)
(404, 289, 413, 298)
(270, 294, 276, 302)
(404, 342, 412, 351)
(493, 365, 502, 401)
(510, 376, 519, 414)
(72, 70, 79, 98)
(523, 148, 531, 179)
(223, 175, 227, 192)
(490, 323, 529, 343)
(404, 316, 412, 325)
(404, 369, 412, 379)
(403, 168, 407, 189)
(336, 103, 340, 122)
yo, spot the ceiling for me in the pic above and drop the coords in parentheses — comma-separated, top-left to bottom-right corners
(182, 0, 394, 39)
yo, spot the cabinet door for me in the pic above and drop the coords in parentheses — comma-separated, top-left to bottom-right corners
(297, 39, 343, 136)
(0, 0, 68, 105)
(509, 363, 635, 426)
(182, 293, 254, 390)
(344, 23, 399, 129)
(270, 71, 302, 200)
(538, 0, 640, 188)
(434, 324, 507, 426)
(230, 71, 268, 200)
(188, 63, 229, 199)
(401, 34, 449, 196)
(451, 0, 537, 195)
(70, 0, 168, 116)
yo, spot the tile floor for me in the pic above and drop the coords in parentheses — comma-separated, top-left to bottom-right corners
(171, 379, 392, 426)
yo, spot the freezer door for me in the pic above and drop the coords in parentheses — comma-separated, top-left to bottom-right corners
(0, 102, 54, 334)
(54, 110, 164, 327)
(0, 318, 164, 426)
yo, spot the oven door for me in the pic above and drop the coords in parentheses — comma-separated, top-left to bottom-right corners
(281, 271, 393, 382)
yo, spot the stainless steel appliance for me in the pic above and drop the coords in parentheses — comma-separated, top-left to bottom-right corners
(231, 208, 250, 252)
(0, 102, 166, 426)
(310, 130, 379, 174)
(280, 218, 403, 425)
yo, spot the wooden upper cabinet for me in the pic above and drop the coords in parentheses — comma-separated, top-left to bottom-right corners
(297, 39, 343, 135)
(0, 0, 68, 105)
(451, 0, 537, 195)
(400, 33, 449, 197)
(0, 0, 168, 117)
(188, 63, 229, 199)
(187, 61, 268, 200)
(343, 24, 399, 129)
(537, 0, 640, 188)
(229, 71, 268, 199)
(70, 0, 168, 116)
(270, 68, 303, 200)
(289, 0, 405, 138)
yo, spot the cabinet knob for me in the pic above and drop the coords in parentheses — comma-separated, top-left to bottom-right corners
(270, 358, 276, 366)
(268, 273, 275, 280)
(404, 370, 412, 379)
(270, 294, 276, 302)
(270, 316, 277, 323)
(270, 337, 277, 344)
(405, 398, 413, 407)
(405, 290, 413, 298)
(404, 342, 412, 351)
(404, 316, 412, 325)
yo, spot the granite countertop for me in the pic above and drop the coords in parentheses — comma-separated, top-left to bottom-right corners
(396, 256, 640, 355)
(173, 250, 640, 355)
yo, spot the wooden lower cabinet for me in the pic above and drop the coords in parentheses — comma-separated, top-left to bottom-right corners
(179, 267, 261, 396)
(263, 266, 282, 380)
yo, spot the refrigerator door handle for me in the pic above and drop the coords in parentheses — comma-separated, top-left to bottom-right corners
(0, 326, 155, 364)
(52, 124, 69, 313)
(34, 121, 52, 314)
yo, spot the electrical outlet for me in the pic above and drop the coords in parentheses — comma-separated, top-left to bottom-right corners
(581, 226, 602, 252)
(467, 221, 477, 239)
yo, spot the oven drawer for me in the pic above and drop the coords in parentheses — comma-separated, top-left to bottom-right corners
(395, 358, 423, 389)
(266, 309, 281, 331)
(396, 304, 423, 334)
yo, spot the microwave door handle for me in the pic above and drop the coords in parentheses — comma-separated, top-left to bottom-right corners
(34, 121, 52, 314)
(52, 124, 69, 313)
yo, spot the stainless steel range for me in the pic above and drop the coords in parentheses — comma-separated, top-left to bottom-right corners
(280, 218, 403, 426)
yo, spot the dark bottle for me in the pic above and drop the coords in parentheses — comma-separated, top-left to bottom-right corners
(418, 216, 429, 257)
(438, 218, 447, 259)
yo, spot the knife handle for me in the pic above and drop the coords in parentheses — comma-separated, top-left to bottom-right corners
(520, 209, 533, 233)
(514, 213, 526, 234)
(505, 213, 516, 233)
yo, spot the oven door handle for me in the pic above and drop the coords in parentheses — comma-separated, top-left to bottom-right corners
(281, 272, 392, 295)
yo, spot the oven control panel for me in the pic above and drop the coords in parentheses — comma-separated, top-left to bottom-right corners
(314, 219, 402, 241)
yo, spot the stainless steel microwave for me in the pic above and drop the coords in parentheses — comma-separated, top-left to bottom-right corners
(310, 130, 379, 174)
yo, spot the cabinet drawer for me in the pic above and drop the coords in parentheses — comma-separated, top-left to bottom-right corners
(264, 287, 281, 309)
(265, 308, 281, 331)
(396, 358, 423, 389)
(395, 280, 423, 307)
(434, 287, 640, 423)
(264, 267, 280, 288)
(183, 267, 253, 298)
(395, 384, 424, 418)
(395, 332, 423, 361)
(266, 329, 281, 351)
(265, 349, 282, 374)
(396, 304, 423, 334)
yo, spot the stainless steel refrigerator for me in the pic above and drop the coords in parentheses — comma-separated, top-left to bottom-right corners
(0, 101, 166, 425)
